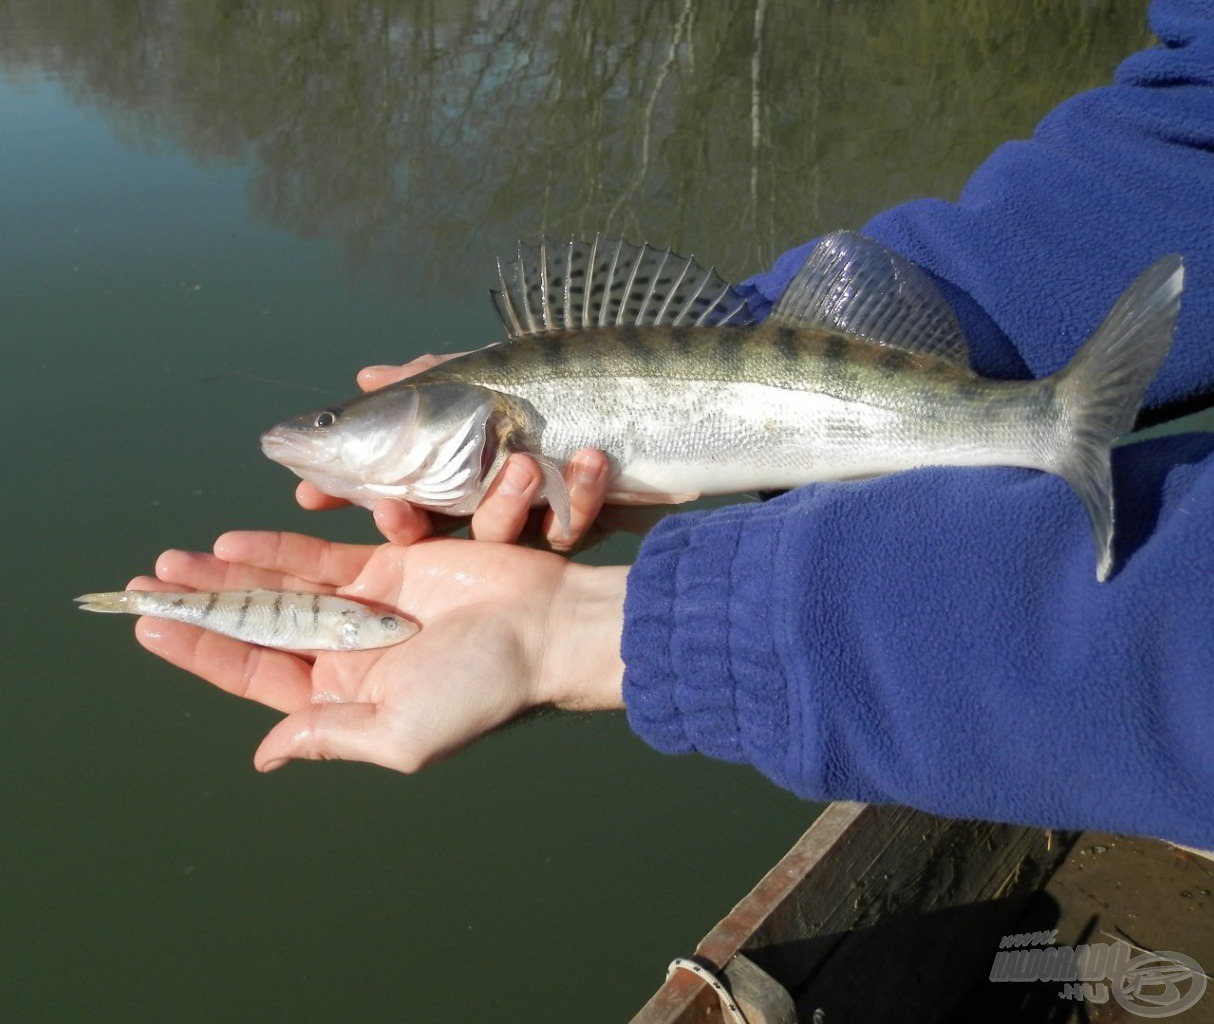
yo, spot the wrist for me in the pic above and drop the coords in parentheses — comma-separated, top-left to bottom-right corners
(540, 563, 628, 712)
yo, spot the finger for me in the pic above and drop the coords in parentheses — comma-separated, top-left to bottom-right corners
(468, 455, 540, 543)
(548, 449, 610, 552)
(213, 531, 374, 588)
(372, 499, 435, 545)
(357, 352, 467, 392)
(126, 574, 181, 592)
(127, 573, 269, 599)
(357, 365, 411, 390)
(296, 480, 349, 511)
(149, 550, 307, 592)
(255, 702, 420, 773)
(135, 618, 312, 713)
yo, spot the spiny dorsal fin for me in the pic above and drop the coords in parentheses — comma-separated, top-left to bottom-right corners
(490, 235, 756, 339)
(769, 230, 972, 370)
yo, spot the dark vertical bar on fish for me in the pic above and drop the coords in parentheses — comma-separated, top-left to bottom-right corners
(75, 589, 417, 651)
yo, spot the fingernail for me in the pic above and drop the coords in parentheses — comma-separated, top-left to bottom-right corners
(499, 460, 535, 497)
(574, 457, 605, 487)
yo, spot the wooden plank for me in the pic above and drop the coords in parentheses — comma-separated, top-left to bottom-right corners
(722, 954, 797, 1024)
(944, 831, 1214, 1023)
(629, 802, 1075, 1024)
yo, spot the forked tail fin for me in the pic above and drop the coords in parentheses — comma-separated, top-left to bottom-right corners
(74, 592, 133, 613)
(1053, 255, 1184, 581)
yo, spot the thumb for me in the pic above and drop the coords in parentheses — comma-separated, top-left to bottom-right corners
(372, 499, 434, 545)
(255, 702, 422, 774)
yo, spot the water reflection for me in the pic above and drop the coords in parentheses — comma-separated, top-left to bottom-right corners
(0, 0, 1150, 291)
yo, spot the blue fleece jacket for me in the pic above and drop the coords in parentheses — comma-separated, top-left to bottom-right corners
(621, 0, 1214, 848)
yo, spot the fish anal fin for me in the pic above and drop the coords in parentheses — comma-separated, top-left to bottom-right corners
(604, 489, 700, 505)
(769, 230, 973, 370)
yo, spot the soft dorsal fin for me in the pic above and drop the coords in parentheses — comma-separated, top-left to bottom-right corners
(490, 235, 757, 339)
(769, 230, 972, 370)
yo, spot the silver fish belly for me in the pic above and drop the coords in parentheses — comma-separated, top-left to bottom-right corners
(75, 589, 416, 651)
(261, 231, 1183, 580)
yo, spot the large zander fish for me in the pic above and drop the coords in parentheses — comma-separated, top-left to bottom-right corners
(261, 231, 1183, 581)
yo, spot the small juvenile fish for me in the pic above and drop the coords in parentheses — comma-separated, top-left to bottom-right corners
(75, 589, 416, 651)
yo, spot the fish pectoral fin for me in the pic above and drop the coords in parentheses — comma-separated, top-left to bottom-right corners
(768, 230, 973, 370)
(490, 235, 757, 338)
(531, 453, 572, 538)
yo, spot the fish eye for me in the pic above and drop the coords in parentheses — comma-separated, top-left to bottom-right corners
(315, 409, 339, 428)
(380, 615, 399, 630)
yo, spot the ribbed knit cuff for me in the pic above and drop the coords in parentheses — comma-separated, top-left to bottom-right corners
(621, 502, 804, 788)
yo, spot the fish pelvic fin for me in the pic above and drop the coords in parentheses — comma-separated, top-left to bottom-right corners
(75, 592, 133, 613)
(1053, 255, 1184, 581)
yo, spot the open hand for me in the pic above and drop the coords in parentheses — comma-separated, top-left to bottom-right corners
(131, 531, 627, 773)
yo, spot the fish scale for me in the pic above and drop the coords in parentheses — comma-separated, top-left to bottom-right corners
(425, 326, 1053, 492)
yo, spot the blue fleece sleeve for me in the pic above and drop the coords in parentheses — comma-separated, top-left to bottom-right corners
(621, 0, 1214, 846)
(624, 436, 1214, 847)
(740, 0, 1214, 405)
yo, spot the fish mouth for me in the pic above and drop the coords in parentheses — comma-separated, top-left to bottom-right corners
(260, 428, 315, 467)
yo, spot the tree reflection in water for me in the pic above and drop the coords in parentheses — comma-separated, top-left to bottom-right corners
(0, 0, 1150, 291)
